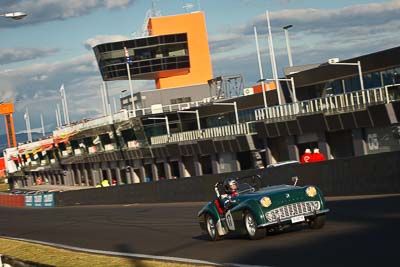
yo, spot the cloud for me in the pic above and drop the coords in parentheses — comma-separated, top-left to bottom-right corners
(0, 48, 58, 65)
(0, 52, 103, 132)
(209, 0, 400, 80)
(0, 0, 136, 28)
(84, 34, 131, 50)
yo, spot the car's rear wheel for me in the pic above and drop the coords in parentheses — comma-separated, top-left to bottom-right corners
(244, 211, 266, 240)
(205, 214, 220, 241)
(309, 215, 326, 229)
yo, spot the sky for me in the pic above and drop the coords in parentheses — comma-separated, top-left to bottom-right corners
(1, 0, 400, 140)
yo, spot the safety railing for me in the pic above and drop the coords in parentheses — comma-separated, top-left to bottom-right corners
(254, 84, 400, 121)
(54, 100, 208, 136)
(151, 123, 253, 145)
(127, 100, 207, 118)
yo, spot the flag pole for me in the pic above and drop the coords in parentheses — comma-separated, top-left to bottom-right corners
(63, 85, 70, 125)
(25, 107, 32, 142)
(124, 46, 135, 113)
(60, 91, 67, 125)
(57, 103, 62, 127)
(40, 113, 45, 136)
(55, 108, 60, 127)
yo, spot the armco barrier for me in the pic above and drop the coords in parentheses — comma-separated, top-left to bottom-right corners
(54, 150, 400, 206)
(25, 193, 55, 207)
(0, 194, 25, 207)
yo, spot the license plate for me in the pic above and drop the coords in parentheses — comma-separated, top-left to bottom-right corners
(291, 215, 305, 224)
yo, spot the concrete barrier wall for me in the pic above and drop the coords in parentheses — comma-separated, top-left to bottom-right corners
(55, 151, 400, 206)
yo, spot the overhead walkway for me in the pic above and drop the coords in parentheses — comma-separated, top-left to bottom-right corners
(151, 85, 400, 145)
(255, 84, 400, 121)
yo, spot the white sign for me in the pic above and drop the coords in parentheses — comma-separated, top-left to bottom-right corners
(225, 210, 235, 230)
(291, 215, 305, 224)
(368, 133, 379, 150)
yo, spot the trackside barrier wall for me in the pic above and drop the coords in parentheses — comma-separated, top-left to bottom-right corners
(0, 194, 25, 207)
(54, 150, 400, 206)
(25, 193, 55, 207)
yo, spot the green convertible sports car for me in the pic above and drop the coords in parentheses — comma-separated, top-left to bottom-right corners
(198, 175, 329, 240)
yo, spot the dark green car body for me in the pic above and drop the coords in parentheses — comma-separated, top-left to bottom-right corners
(198, 184, 329, 240)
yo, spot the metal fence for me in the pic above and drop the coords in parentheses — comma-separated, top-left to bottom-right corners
(151, 123, 252, 145)
(255, 85, 400, 121)
(54, 100, 208, 136)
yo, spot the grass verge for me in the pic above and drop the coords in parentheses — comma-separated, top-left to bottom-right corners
(0, 238, 213, 267)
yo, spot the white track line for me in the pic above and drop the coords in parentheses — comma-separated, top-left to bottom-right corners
(1, 236, 220, 266)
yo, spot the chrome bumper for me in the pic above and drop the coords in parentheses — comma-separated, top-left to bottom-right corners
(258, 208, 330, 228)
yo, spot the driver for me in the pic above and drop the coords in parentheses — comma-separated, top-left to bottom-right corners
(220, 178, 239, 209)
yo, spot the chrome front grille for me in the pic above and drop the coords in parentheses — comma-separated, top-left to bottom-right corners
(265, 201, 320, 222)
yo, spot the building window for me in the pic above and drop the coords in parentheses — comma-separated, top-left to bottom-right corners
(170, 97, 191, 105)
(363, 72, 381, 89)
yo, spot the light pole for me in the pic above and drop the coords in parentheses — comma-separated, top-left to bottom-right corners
(0, 12, 27, 20)
(328, 58, 366, 102)
(253, 26, 268, 111)
(148, 116, 170, 136)
(265, 10, 282, 105)
(212, 101, 239, 125)
(177, 110, 201, 130)
(283, 24, 294, 67)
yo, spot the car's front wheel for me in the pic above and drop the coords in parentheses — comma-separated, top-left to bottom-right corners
(205, 214, 220, 241)
(244, 211, 266, 240)
(309, 215, 326, 229)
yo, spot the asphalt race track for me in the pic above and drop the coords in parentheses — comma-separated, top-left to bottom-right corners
(1, 195, 399, 266)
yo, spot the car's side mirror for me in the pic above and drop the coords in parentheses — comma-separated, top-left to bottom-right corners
(292, 176, 299, 186)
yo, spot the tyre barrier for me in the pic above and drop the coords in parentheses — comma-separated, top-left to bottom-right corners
(24, 193, 55, 208)
(0, 193, 55, 208)
(0, 194, 25, 207)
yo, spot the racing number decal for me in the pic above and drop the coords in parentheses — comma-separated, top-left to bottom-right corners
(225, 210, 235, 230)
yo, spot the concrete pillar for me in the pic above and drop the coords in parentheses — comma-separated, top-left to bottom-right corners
(131, 168, 140, 183)
(124, 161, 132, 184)
(139, 165, 146, 182)
(59, 172, 65, 185)
(115, 168, 122, 185)
(263, 139, 274, 165)
(49, 173, 55, 185)
(67, 166, 74, 186)
(178, 159, 190, 178)
(317, 132, 332, 159)
(90, 164, 98, 186)
(211, 154, 220, 174)
(352, 128, 367, 156)
(99, 167, 104, 182)
(234, 154, 241, 172)
(16, 179, 23, 188)
(287, 136, 300, 161)
(193, 156, 203, 177)
(151, 163, 159, 181)
(56, 174, 61, 185)
(26, 174, 33, 186)
(163, 161, 172, 179)
(106, 168, 112, 184)
(82, 167, 89, 186)
(75, 166, 82, 186)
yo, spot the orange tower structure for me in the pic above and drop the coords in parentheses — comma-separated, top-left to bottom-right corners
(148, 12, 213, 89)
(0, 103, 17, 148)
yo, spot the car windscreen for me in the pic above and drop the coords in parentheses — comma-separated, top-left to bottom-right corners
(237, 182, 256, 194)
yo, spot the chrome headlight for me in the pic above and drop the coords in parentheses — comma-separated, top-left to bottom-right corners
(306, 186, 317, 197)
(260, 197, 272, 208)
